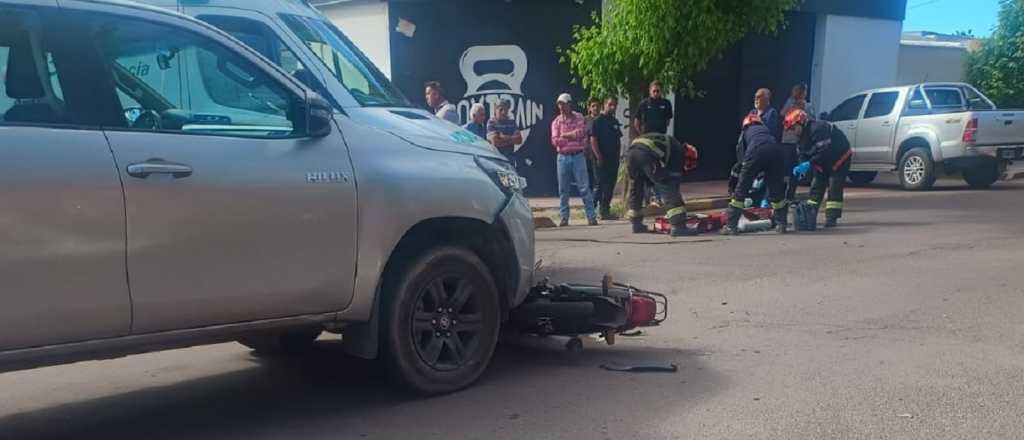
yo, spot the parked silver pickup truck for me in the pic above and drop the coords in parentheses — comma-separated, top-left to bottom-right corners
(823, 83, 1024, 190)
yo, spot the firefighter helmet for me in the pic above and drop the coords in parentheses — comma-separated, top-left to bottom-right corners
(742, 112, 763, 128)
(784, 109, 810, 130)
(684, 143, 699, 171)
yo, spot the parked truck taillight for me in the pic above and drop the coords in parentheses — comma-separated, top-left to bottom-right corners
(963, 118, 979, 144)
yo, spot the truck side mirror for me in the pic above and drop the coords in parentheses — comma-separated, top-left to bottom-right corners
(908, 99, 926, 110)
(304, 92, 333, 138)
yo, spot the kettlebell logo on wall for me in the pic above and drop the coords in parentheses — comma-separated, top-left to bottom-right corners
(456, 45, 544, 151)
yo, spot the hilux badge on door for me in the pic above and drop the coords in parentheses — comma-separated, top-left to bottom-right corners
(306, 171, 349, 184)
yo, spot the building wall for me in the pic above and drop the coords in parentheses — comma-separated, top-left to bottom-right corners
(387, 0, 601, 197)
(811, 14, 903, 115)
(318, 0, 391, 78)
(897, 44, 968, 85)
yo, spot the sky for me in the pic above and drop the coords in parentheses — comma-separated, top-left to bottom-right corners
(903, 0, 1001, 37)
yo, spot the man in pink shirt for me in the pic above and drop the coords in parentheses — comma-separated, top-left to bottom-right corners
(551, 93, 597, 226)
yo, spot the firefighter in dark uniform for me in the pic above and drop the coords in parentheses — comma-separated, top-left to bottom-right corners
(722, 113, 789, 235)
(626, 133, 699, 237)
(786, 109, 853, 228)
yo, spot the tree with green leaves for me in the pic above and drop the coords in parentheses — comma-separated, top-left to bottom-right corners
(968, 0, 1024, 108)
(560, 0, 799, 129)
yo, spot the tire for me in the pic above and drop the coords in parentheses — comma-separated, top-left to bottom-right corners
(239, 327, 322, 355)
(898, 148, 936, 190)
(847, 171, 878, 186)
(963, 161, 999, 189)
(383, 246, 500, 395)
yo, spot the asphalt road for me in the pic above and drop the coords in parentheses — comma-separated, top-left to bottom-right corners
(2, 175, 1023, 440)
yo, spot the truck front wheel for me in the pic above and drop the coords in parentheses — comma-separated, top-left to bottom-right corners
(898, 148, 936, 190)
(962, 161, 999, 189)
(383, 246, 500, 395)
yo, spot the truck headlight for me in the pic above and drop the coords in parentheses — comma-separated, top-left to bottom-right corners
(475, 156, 528, 193)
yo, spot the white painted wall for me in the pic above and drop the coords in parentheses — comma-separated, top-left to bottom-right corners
(897, 43, 968, 85)
(810, 14, 902, 115)
(318, 0, 392, 78)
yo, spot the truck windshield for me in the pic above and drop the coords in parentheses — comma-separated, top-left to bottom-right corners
(280, 15, 410, 108)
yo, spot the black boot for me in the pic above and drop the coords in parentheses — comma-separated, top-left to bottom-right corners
(824, 209, 841, 228)
(774, 208, 789, 234)
(720, 206, 743, 236)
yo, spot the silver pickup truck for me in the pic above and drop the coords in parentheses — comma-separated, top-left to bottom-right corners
(0, 0, 533, 395)
(823, 83, 1024, 190)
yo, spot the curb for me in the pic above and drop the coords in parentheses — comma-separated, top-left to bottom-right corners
(532, 195, 732, 229)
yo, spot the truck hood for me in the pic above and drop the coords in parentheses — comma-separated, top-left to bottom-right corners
(344, 107, 505, 160)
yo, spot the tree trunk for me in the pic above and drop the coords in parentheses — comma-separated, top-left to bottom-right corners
(618, 87, 646, 214)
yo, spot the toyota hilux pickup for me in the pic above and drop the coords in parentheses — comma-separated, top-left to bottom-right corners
(0, 0, 532, 395)
(823, 82, 1024, 190)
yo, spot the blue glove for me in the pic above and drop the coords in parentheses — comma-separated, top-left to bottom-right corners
(793, 161, 811, 177)
(760, 199, 771, 209)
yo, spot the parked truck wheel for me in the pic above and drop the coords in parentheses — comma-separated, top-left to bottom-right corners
(898, 148, 936, 190)
(239, 327, 323, 355)
(383, 246, 500, 395)
(962, 161, 999, 189)
(848, 171, 878, 186)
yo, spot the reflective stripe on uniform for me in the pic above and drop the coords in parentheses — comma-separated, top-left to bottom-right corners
(833, 149, 853, 172)
(806, 200, 819, 206)
(626, 209, 641, 219)
(826, 201, 843, 210)
(729, 199, 746, 209)
(665, 206, 686, 219)
(771, 200, 788, 209)
(632, 135, 672, 164)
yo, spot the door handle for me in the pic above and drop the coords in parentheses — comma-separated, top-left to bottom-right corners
(881, 121, 892, 127)
(127, 160, 193, 179)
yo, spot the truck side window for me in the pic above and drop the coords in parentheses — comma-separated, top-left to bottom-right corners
(864, 92, 899, 119)
(87, 14, 300, 138)
(0, 8, 71, 126)
(962, 87, 994, 110)
(907, 89, 927, 110)
(830, 95, 866, 122)
(923, 88, 964, 110)
(197, 14, 322, 93)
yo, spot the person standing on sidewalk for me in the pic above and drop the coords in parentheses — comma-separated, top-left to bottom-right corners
(551, 93, 597, 227)
(590, 96, 623, 219)
(464, 103, 488, 139)
(753, 88, 781, 140)
(782, 83, 816, 121)
(634, 80, 673, 134)
(424, 81, 459, 125)
(585, 98, 602, 204)
(487, 99, 523, 164)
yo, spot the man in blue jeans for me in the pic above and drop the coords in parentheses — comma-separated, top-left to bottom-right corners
(550, 93, 597, 227)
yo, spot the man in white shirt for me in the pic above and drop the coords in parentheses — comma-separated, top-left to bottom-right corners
(424, 81, 459, 125)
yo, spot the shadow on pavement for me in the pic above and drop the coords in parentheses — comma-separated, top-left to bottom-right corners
(0, 339, 725, 440)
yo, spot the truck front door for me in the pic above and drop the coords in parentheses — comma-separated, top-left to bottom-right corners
(854, 91, 900, 164)
(68, 3, 358, 333)
(828, 94, 867, 156)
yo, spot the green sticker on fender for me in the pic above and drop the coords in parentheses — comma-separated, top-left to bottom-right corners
(450, 130, 479, 144)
